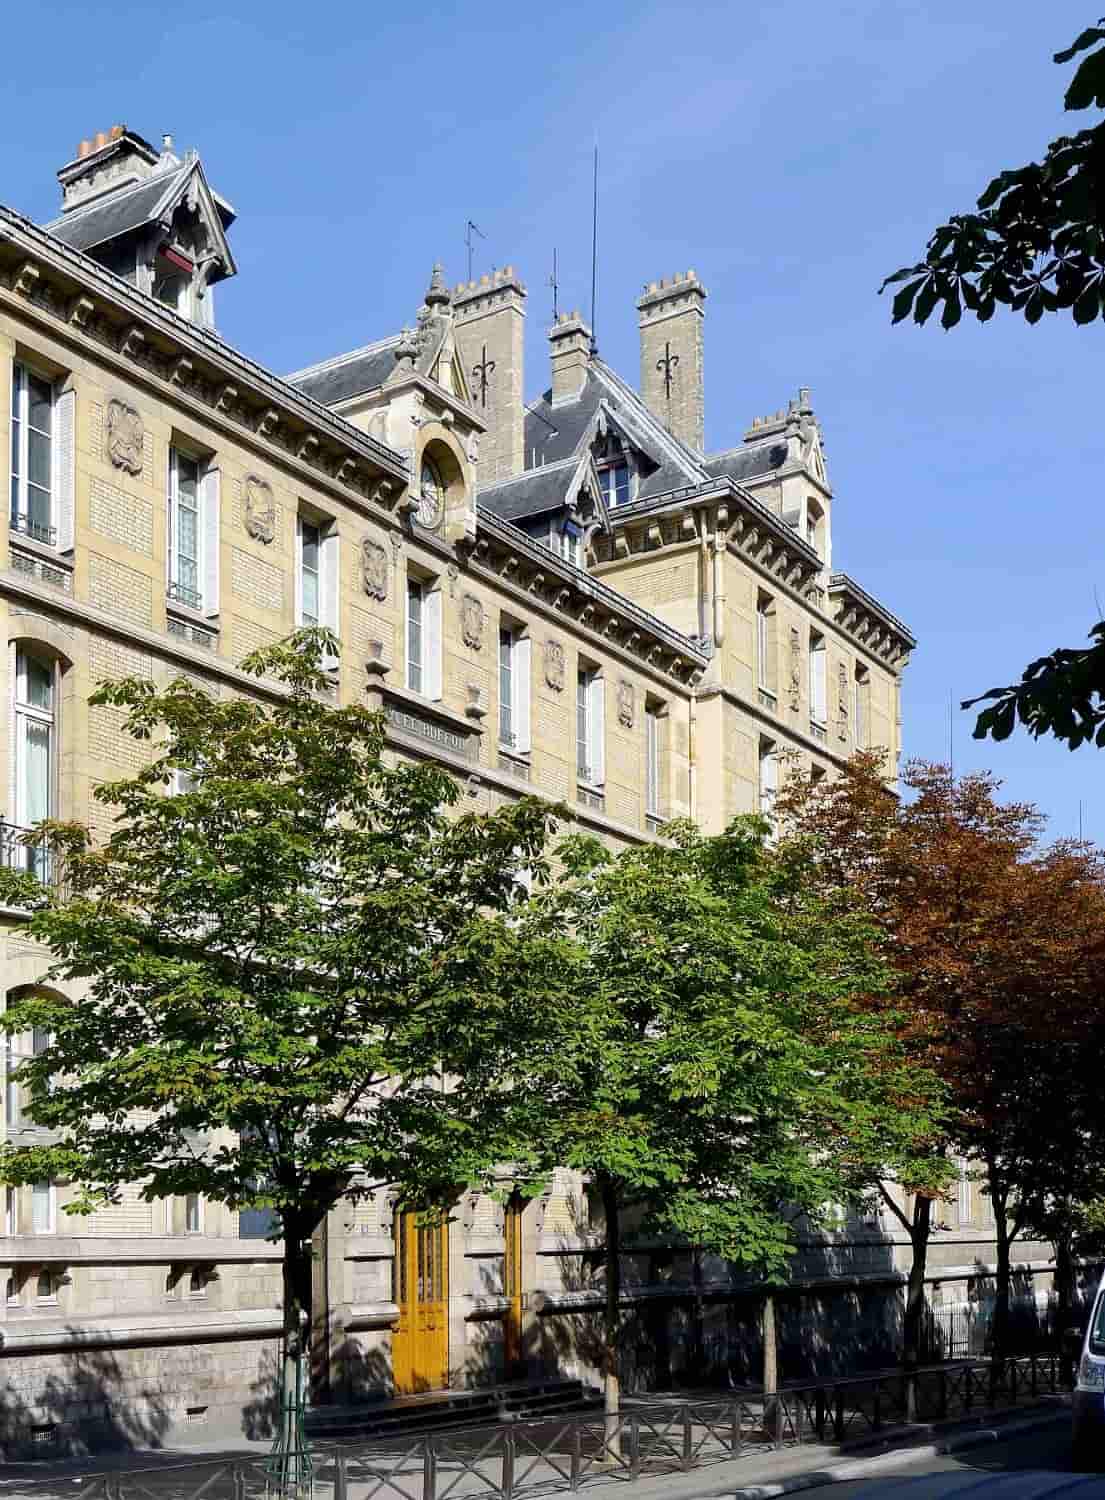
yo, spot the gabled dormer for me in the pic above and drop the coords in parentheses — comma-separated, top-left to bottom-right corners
(43, 125, 236, 329)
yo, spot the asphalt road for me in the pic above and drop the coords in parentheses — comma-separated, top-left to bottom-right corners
(796, 1419, 1103, 1497)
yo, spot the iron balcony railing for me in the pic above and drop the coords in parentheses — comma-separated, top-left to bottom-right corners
(0, 820, 55, 888)
(9, 511, 57, 547)
(167, 579, 203, 610)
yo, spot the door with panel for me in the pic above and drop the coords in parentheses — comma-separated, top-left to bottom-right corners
(392, 1210, 449, 1393)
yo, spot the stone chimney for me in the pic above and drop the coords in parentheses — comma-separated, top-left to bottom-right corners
(637, 270, 707, 452)
(548, 310, 592, 408)
(58, 125, 163, 211)
(453, 268, 527, 485)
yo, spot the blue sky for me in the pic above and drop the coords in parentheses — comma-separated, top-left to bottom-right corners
(3, 0, 1102, 841)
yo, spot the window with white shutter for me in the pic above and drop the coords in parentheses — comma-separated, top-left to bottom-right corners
(514, 636, 531, 754)
(201, 467, 220, 617)
(54, 388, 75, 552)
(809, 631, 827, 726)
(759, 738, 778, 823)
(9, 364, 60, 547)
(424, 586, 442, 701)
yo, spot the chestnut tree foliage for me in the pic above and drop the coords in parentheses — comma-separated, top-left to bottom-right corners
(0, 631, 567, 1375)
(778, 753, 1105, 1362)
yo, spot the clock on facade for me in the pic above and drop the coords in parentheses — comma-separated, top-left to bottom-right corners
(417, 455, 445, 530)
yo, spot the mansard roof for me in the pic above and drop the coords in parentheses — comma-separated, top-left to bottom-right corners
(478, 457, 580, 523)
(702, 439, 789, 486)
(286, 337, 400, 406)
(44, 158, 237, 281)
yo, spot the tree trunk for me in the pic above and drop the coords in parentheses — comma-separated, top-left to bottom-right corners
(762, 1290, 779, 1437)
(903, 1194, 932, 1422)
(992, 1204, 1012, 1365)
(1053, 1224, 1075, 1333)
(600, 1179, 622, 1461)
(281, 1223, 314, 1418)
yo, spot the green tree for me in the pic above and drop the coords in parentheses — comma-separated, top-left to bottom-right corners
(507, 818, 945, 1434)
(0, 630, 564, 1453)
(880, 20, 1105, 748)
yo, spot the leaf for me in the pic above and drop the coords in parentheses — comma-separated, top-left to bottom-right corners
(913, 278, 940, 325)
(1074, 281, 1102, 324)
(890, 278, 925, 323)
(940, 287, 963, 329)
(1064, 47, 1105, 109)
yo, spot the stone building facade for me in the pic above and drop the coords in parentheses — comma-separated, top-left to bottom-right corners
(0, 125, 1036, 1455)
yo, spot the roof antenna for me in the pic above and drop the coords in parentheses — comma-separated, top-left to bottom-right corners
(548, 247, 559, 323)
(465, 220, 485, 283)
(589, 146, 599, 354)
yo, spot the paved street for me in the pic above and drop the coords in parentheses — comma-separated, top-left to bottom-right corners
(785, 1419, 1100, 1498)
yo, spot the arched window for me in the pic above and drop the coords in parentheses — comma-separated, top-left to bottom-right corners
(5, 1275, 18, 1305)
(35, 1269, 54, 1301)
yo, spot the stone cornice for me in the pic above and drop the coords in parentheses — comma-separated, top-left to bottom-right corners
(0, 204, 411, 510)
(697, 683, 852, 767)
(474, 509, 707, 688)
(829, 572, 915, 665)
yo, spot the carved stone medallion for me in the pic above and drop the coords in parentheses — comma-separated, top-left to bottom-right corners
(543, 639, 566, 693)
(360, 537, 388, 601)
(243, 475, 276, 544)
(616, 678, 635, 729)
(106, 398, 144, 476)
(788, 627, 801, 712)
(461, 593, 484, 651)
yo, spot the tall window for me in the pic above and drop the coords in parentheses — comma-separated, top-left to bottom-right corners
(646, 704, 662, 818)
(4, 1188, 14, 1236)
(854, 664, 870, 747)
(758, 739, 778, 822)
(599, 461, 630, 509)
(806, 500, 822, 555)
(756, 593, 776, 698)
(558, 523, 581, 566)
(168, 447, 201, 608)
(31, 1182, 55, 1235)
(299, 520, 321, 626)
(12, 649, 55, 882)
(499, 627, 516, 747)
(406, 578, 424, 695)
(577, 669, 604, 785)
(809, 631, 827, 726)
(7, 1025, 51, 1129)
(958, 1164, 972, 1225)
(10, 365, 55, 545)
(185, 1194, 203, 1234)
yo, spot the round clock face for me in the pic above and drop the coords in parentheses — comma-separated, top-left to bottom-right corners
(418, 457, 445, 530)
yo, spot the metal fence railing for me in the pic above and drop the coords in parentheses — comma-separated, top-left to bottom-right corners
(8, 1352, 1070, 1500)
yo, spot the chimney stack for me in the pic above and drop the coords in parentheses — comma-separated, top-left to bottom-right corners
(548, 310, 592, 407)
(453, 267, 527, 484)
(637, 270, 707, 452)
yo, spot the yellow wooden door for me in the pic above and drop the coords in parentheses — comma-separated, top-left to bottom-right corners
(392, 1211, 449, 1393)
(503, 1195, 524, 1378)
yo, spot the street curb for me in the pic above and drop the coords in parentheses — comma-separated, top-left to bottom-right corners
(681, 1408, 1070, 1500)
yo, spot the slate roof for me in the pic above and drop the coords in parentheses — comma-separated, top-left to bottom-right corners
(44, 165, 193, 254)
(478, 458, 579, 524)
(703, 441, 789, 485)
(285, 337, 400, 406)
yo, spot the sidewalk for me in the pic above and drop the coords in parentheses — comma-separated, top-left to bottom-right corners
(0, 1396, 1071, 1500)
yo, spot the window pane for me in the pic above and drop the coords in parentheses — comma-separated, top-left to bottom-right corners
(11, 363, 22, 420)
(27, 376, 52, 437)
(31, 1182, 52, 1234)
(499, 630, 513, 743)
(27, 429, 51, 495)
(22, 720, 52, 825)
(20, 654, 53, 711)
(407, 580, 423, 693)
(301, 523, 320, 572)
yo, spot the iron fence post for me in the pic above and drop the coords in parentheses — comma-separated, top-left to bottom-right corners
(1011, 1360, 1018, 1405)
(682, 1403, 693, 1471)
(775, 1394, 784, 1449)
(333, 1455, 347, 1500)
(502, 1418, 516, 1500)
(423, 1438, 437, 1500)
(964, 1367, 973, 1412)
(873, 1381, 882, 1432)
(834, 1387, 845, 1443)
(233, 1463, 247, 1500)
(939, 1369, 947, 1421)
(629, 1414, 641, 1479)
(815, 1388, 826, 1442)
(1030, 1355, 1038, 1397)
(570, 1421, 582, 1491)
(733, 1396, 742, 1455)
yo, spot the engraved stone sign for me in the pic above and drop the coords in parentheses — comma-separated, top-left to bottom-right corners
(361, 537, 388, 601)
(243, 475, 276, 544)
(837, 662, 849, 741)
(106, 398, 144, 476)
(616, 678, 635, 729)
(789, 626, 801, 712)
(543, 638, 566, 693)
(461, 593, 484, 651)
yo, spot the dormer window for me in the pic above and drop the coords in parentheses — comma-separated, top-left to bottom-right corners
(599, 460, 630, 509)
(154, 272, 189, 314)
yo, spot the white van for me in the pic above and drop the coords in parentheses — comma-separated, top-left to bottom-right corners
(1072, 1269, 1105, 1468)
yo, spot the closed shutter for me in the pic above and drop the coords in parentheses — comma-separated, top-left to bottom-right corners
(202, 467, 220, 616)
(514, 637, 531, 753)
(425, 587, 443, 701)
(589, 674, 605, 786)
(7, 644, 17, 826)
(321, 527, 340, 671)
(54, 389, 75, 552)
(293, 516, 304, 625)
